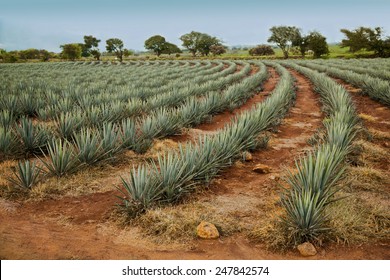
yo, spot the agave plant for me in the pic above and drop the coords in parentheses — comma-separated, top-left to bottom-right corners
(40, 138, 81, 177)
(54, 111, 84, 139)
(152, 152, 195, 203)
(100, 122, 122, 158)
(280, 187, 331, 244)
(0, 110, 15, 129)
(16, 117, 49, 155)
(118, 164, 161, 214)
(73, 128, 105, 165)
(7, 160, 41, 190)
(0, 126, 18, 156)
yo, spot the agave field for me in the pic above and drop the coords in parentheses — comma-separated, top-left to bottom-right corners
(0, 59, 389, 259)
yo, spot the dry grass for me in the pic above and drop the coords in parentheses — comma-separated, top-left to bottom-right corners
(358, 113, 377, 122)
(354, 140, 389, 164)
(368, 128, 390, 141)
(134, 202, 242, 244)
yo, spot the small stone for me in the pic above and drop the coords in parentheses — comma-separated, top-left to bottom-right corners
(244, 152, 253, 161)
(196, 221, 220, 239)
(252, 164, 271, 174)
(297, 242, 317, 257)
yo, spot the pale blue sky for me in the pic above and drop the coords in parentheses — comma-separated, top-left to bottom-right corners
(0, 0, 389, 52)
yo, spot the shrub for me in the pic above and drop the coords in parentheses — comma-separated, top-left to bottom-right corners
(249, 45, 275, 56)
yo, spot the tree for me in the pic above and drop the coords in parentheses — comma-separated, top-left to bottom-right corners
(162, 43, 182, 55)
(210, 45, 226, 56)
(144, 35, 167, 56)
(306, 31, 329, 58)
(180, 31, 222, 56)
(90, 49, 101, 61)
(106, 38, 124, 61)
(82, 35, 101, 59)
(180, 31, 203, 56)
(123, 49, 134, 57)
(340, 27, 390, 57)
(292, 34, 309, 57)
(267, 26, 301, 59)
(60, 43, 82, 60)
(197, 34, 221, 56)
(249, 45, 275, 56)
(340, 27, 371, 52)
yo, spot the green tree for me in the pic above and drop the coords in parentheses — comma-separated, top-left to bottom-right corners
(180, 31, 203, 56)
(144, 35, 167, 56)
(197, 34, 222, 56)
(106, 38, 124, 61)
(340, 27, 371, 52)
(162, 42, 182, 55)
(292, 34, 309, 57)
(180, 31, 222, 56)
(123, 49, 134, 57)
(82, 35, 101, 59)
(90, 49, 101, 61)
(306, 31, 329, 58)
(340, 26, 390, 57)
(60, 43, 82, 60)
(267, 26, 301, 59)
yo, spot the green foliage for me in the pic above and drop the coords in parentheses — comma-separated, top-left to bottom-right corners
(144, 35, 167, 56)
(106, 38, 124, 61)
(83, 35, 101, 60)
(180, 31, 222, 56)
(7, 160, 41, 190)
(306, 31, 329, 58)
(60, 43, 82, 60)
(249, 45, 275, 56)
(340, 26, 390, 57)
(268, 26, 301, 58)
(162, 42, 182, 55)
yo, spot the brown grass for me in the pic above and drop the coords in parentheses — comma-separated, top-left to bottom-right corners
(135, 202, 242, 244)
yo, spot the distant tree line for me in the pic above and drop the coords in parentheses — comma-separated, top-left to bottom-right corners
(1, 26, 389, 63)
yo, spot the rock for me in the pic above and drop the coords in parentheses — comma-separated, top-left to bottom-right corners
(196, 221, 220, 239)
(244, 152, 253, 161)
(252, 164, 271, 174)
(297, 242, 317, 257)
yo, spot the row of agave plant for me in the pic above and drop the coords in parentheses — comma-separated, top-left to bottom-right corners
(3, 61, 263, 190)
(279, 61, 360, 245)
(0, 61, 252, 159)
(0, 61, 229, 118)
(295, 60, 390, 106)
(314, 59, 390, 81)
(117, 62, 296, 216)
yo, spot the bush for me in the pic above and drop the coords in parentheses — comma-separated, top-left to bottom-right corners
(249, 45, 275, 56)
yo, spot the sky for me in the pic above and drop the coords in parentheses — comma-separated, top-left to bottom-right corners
(0, 0, 389, 52)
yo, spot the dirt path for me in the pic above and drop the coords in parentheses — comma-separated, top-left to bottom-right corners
(1, 69, 388, 260)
